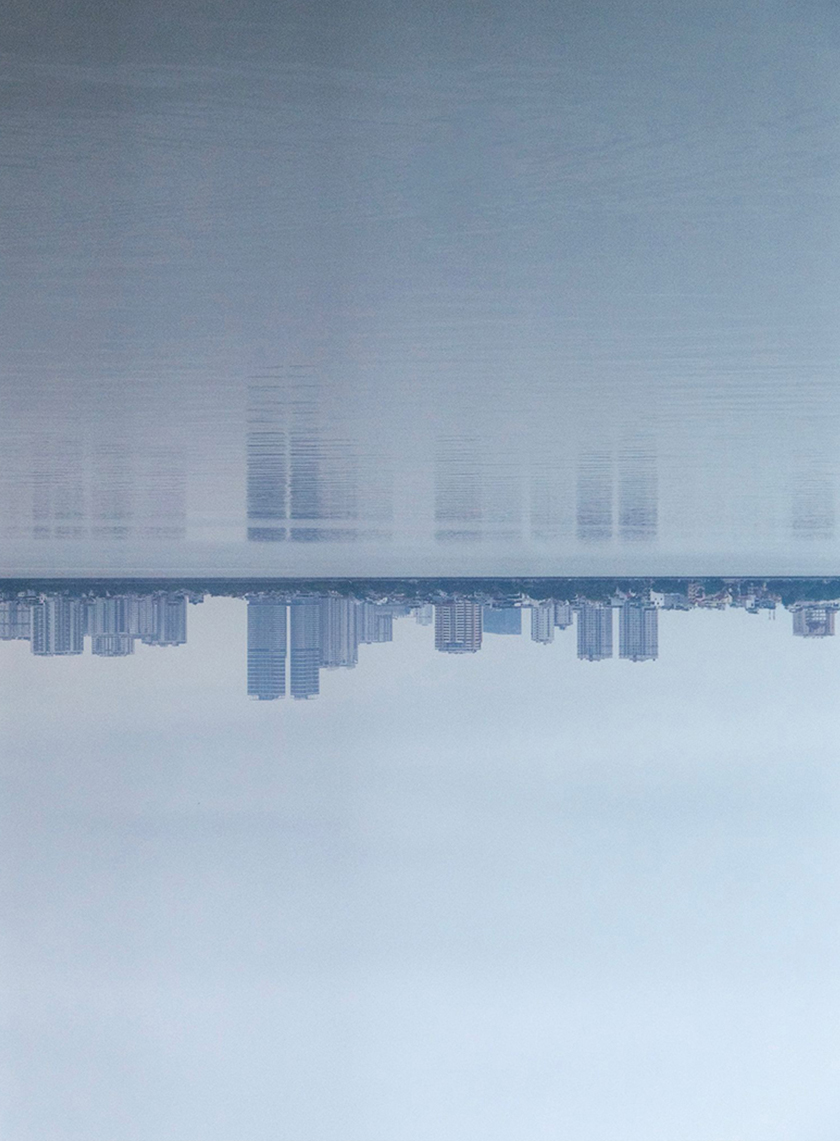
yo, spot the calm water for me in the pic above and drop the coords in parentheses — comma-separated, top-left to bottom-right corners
(3, 0, 840, 576)
(3, 1, 840, 1137)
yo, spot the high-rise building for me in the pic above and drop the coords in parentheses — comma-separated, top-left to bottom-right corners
(138, 594, 187, 646)
(356, 602, 393, 644)
(91, 634, 135, 657)
(619, 602, 658, 661)
(86, 596, 133, 637)
(319, 597, 358, 669)
(553, 602, 573, 629)
(576, 604, 613, 661)
(482, 606, 521, 635)
(290, 598, 321, 698)
(414, 604, 434, 626)
(530, 603, 554, 644)
(793, 607, 836, 638)
(247, 599, 287, 699)
(0, 600, 32, 640)
(31, 597, 84, 656)
(434, 602, 482, 653)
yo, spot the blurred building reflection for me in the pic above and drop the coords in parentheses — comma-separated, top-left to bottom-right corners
(247, 376, 363, 543)
(792, 472, 835, 542)
(618, 443, 658, 543)
(576, 453, 613, 543)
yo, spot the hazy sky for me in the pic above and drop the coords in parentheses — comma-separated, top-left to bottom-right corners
(3, 600, 840, 1140)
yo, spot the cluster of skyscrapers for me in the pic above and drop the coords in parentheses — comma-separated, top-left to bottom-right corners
(3, 585, 837, 700)
(244, 596, 659, 700)
(483, 600, 658, 661)
(247, 597, 409, 699)
(0, 593, 188, 655)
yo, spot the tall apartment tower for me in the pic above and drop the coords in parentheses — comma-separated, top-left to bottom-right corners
(138, 594, 187, 646)
(290, 598, 321, 698)
(434, 602, 482, 653)
(530, 603, 554, 644)
(31, 597, 84, 656)
(576, 604, 613, 661)
(619, 602, 659, 661)
(247, 599, 288, 699)
(356, 603, 393, 644)
(319, 597, 358, 669)
(0, 600, 32, 640)
(91, 634, 135, 657)
(792, 607, 836, 638)
(554, 602, 573, 629)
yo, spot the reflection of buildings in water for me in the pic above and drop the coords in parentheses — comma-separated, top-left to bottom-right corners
(247, 384, 288, 541)
(246, 378, 366, 543)
(576, 453, 613, 543)
(791, 472, 835, 541)
(135, 450, 187, 541)
(575, 445, 658, 545)
(792, 606, 836, 637)
(247, 599, 287, 700)
(482, 606, 521, 636)
(2, 433, 185, 542)
(32, 439, 86, 540)
(435, 438, 483, 543)
(529, 462, 572, 543)
(530, 602, 554, 644)
(619, 602, 658, 661)
(576, 603, 613, 661)
(90, 443, 186, 541)
(434, 602, 482, 653)
(618, 443, 657, 543)
(90, 440, 132, 540)
(435, 438, 521, 543)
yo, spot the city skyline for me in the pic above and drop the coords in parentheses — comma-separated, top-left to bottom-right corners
(3, 580, 839, 701)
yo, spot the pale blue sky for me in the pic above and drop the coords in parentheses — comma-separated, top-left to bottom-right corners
(3, 600, 840, 1139)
